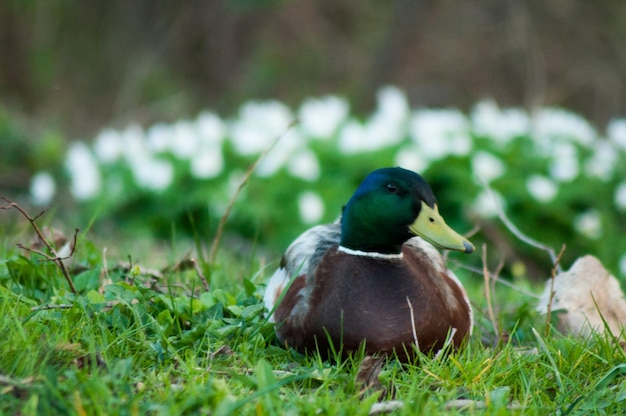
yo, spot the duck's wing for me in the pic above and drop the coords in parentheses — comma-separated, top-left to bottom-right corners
(264, 222, 341, 321)
(283, 222, 342, 281)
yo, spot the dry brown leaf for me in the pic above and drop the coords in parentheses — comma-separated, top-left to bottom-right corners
(356, 355, 385, 392)
(162, 256, 195, 273)
(74, 352, 107, 370)
(537, 255, 626, 337)
(356, 355, 396, 402)
(208, 345, 234, 360)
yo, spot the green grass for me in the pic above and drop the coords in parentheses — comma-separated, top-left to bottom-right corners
(1, 219, 625, 415)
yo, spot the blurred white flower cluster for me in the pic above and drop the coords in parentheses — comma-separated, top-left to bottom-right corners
(29, 87, 626, 234)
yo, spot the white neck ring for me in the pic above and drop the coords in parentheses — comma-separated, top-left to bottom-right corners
(338, 245, 404, 260)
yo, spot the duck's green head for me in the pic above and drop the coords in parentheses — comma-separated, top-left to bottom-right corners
(340, 167, 474, 255)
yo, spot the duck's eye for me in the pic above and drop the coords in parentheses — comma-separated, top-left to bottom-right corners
(386, 183, 398, 193)
(429, 217, 435, 223)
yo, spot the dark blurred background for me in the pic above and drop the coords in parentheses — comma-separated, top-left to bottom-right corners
(2, 0, 626, 139)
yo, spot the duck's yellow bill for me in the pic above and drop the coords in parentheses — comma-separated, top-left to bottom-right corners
(409, 202, 475, 254)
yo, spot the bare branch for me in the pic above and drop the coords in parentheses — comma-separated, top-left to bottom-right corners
(449, 259, 540, 299)
(545, 244, 566, 337)
(16, 243, 56, 260)
(102, 247, 110, 280)
(191, 258, 210, 292)
(1, 196, 77, 293)
(31, 304, 74, 311)
(482, 244, 499, 337)
(68, 228, 79, 257)
(405, 296, 420, 351)
(480, 182, 561, 273)
(208, 120, 298, 267)
(17, 229, 79, 263)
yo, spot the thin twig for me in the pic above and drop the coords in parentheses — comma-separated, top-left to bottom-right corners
(481, 182, 561, 272)
(102, 247, 109, 280)
(99, 247, 114, 295)
(69, 227, 79, 254)
(406, 296, 420, 351)
(31, 304, 74, 311)
(482, 244, 499, 337)
(465, 223, 482, 239)
(545, 244, 566, 337)
(1, 197, 78, 293)
(17, 227, 78, 262)
(208, 120, 298, 267)
(449, 260, 540, 299)
(191, 258, 210, 292)
(492, 259, 505, 298)
(0, 199, 45, 222)
(16, 244, 56, 260)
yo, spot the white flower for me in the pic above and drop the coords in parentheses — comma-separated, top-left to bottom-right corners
(409, 109, 471, 161)
(287, 149, 320, 182)
(65, 142, 101, 200)
(532, 108, 596, 147)
(338, 120, 367, 154)
(94, 128, 124, 163)
(298, 95, 349, 139)
(450, 134, 472, 156)
(146, 123, 172, 153)
(30, 171, 56, 206)
(375, 86, 409, 126)
(230, 100, 294, 155)
(338, 117, 404, 154)
(256, 129, 303, 177)
(574, 210, 602, 239)
(607, 119, 626, 151)
(171, 120, 198, 160)
(471, 100, 529, 144)
(190, 149, 224, 179)
(471, 189, 505, 218)
(189, 113, 225, 179)
(196, 111, 225, 146)
(614, 182, 626, 211)
(584, 140, 617, 181)
(131, 157, 174, 191)
(471, 151, 505, 183)
(364, 111, 405, 148)
(548, 142, 579, 182)
(394, 147, 428, 173)
(332, 87, 410, 154)
(122, 124, 150, 164)
(298, 191, 324, 224)
(526, 175, 557, 202)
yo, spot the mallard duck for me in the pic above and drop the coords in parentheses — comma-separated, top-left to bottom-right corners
(264, 167, 474, 359)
